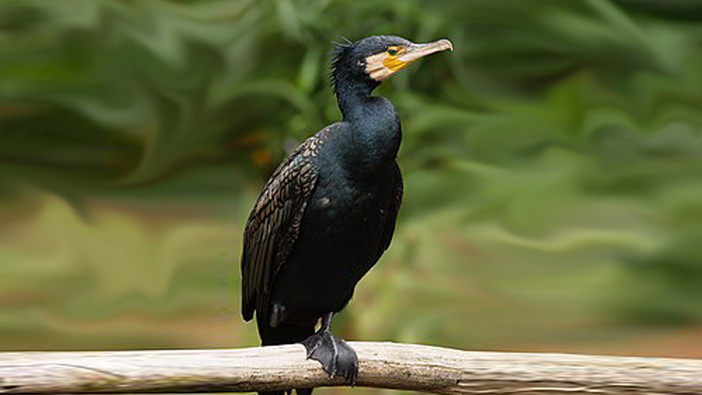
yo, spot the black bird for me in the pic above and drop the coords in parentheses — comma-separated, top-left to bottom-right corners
(241, 35, 452, 394)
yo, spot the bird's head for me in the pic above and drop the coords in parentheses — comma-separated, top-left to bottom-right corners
(331, 35, 453, 94)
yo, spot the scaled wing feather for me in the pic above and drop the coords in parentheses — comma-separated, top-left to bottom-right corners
(240, 137, 321, 322)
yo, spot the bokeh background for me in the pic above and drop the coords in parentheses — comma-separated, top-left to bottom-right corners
(2, 0, 702, 393)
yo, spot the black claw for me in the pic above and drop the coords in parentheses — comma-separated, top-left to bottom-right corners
(300, 330, 358, 385)
(335, 337, 358, 385)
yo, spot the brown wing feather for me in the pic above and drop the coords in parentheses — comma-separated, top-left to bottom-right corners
(240, 133, 325, 322)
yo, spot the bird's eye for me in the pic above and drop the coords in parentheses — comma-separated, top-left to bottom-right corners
(387, 48, 398, 56)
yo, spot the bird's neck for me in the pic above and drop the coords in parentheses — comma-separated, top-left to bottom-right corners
(335, 81, 401, 175)
(335, 77, 375, 120)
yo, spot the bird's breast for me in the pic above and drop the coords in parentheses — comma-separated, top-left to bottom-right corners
(309, 167, 391, 232)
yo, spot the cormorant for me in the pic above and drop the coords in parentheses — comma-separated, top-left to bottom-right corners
(240, 35, 452, 394)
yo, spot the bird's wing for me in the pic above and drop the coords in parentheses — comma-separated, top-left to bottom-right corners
(240, 134, 322, 322)
(376, 160, 403, 258)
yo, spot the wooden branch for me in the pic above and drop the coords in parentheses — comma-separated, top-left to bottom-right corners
(1, 342, 701, 394)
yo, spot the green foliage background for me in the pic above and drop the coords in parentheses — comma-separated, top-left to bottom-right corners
(2, 0, 702, 392)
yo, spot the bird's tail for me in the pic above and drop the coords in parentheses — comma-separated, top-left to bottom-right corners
(256, 311, 317, 395)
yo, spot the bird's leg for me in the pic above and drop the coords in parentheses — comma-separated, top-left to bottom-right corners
(300, 312, 358, 385)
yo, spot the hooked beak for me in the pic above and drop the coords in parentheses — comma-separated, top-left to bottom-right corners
(398, 39, 454, 63)
(366, 38, 454, 81)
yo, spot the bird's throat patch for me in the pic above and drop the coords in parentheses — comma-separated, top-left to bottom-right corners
(365, 52, 411, 81)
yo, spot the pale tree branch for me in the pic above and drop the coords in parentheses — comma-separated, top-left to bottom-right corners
(1, 342, 701, 394)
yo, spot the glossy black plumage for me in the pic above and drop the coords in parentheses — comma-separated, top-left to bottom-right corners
(240, 35, 450, 395)
(241, 132, 321, 323)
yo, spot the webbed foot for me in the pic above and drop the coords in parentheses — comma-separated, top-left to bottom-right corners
(300, 314, 358, 385)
